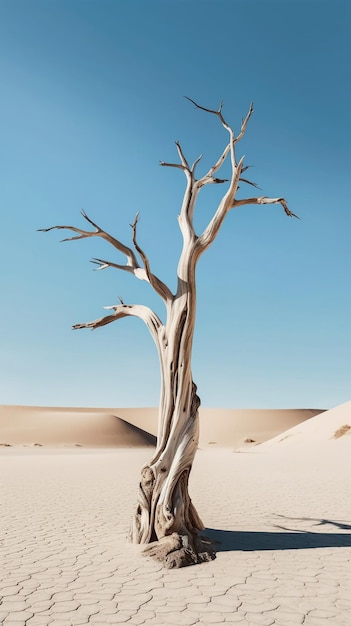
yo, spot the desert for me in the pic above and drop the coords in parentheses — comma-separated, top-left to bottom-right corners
(1, 402, 351, 625)
(2, 1, 350, 625)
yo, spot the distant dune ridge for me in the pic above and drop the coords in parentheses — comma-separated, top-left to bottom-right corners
(0, 404, 325, 448)
(259, 399, 351, 448)
(0, 407, 157, 448)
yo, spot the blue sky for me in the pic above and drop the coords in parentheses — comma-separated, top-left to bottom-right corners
(1, 0, 350, 409)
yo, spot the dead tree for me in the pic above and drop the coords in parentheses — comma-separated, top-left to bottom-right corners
(40, 99, 298, 568)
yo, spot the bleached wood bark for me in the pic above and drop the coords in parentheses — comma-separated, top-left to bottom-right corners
(40, 99, 297, 567)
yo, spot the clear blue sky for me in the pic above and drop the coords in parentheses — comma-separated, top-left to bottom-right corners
(1, 0, 350, 409)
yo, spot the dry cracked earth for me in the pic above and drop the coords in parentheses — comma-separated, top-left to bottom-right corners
(1, 447, 351, 626)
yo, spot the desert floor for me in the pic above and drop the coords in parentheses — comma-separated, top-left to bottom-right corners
(1, 402, 351, 625)
(1, 434, 351, 625)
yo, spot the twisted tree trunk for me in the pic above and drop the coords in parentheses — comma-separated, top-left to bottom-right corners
(40, 98, 297, 567)
(131, 240, 214, 566)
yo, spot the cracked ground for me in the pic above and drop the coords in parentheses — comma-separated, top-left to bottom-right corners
(1, 445, 350, 626)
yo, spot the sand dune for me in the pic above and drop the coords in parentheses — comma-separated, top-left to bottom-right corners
(0, 406, 157, 448)
(197, 407, 324, 448)
(0, 404, 324, 448)
(259, 399, 351, 448)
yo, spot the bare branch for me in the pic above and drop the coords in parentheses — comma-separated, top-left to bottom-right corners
(160, 161, 186, 171)
(232, 196, 300, 219)
(40, 210, 173, 303)
(177, 178, 197, 241)
(90, 258, 133, 272)
(185, 98, 256, 250)
(191, 154, 202, 174)
(186, 98, 236, 166)
(197, 167, 253, 190)
(186, 98, 253, 181)
(72, 303, 163, 345)
(197, 177, 229, 189)
(201, 143, 231, 182)
(186, 97, 253, 142)
(234, 102, 254, 144)
(175, 141, 190, 171)
(39, 210, 140, 268)
(73, 313, 123, 330)
(185, 96, 227, 125)
(212, 177, 229, 184)
(238, 177, 261, 190)
(197, 155, 245, 250)
(80, 210, 101, 230)
(130, 212, 151, 276)
(38, 225, 93, 242)
(130, 213, 174, 301)
(159, 136, 202, 239)
(160, 142, 193, 176)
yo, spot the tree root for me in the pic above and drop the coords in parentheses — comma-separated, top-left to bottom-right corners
(142, 532, 216, 568)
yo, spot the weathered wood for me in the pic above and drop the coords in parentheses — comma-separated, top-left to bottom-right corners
(41, 98, 297, 567)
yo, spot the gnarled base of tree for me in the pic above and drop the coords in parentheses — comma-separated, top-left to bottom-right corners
(142, 532, 216, 569)
(129, 384, 216, 568)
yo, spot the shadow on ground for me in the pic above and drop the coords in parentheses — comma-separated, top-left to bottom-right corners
(273, 514, 351, 531)
(202, 526, 351, 552)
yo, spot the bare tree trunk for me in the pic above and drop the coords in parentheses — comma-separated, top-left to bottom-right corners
(131, 251, 214, 566)
(40, 98, 297, 568)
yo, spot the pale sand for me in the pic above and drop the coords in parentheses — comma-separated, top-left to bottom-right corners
(1, 402, 350, 625)
(0, 405, 323, 449)
(258, 399, 351, 449)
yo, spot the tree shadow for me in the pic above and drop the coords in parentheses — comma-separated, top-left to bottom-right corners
(273, 514, 351, 531)
(202, 520, 351, 553)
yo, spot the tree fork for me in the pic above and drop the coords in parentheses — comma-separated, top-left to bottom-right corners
(40, 98, 297, 568)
